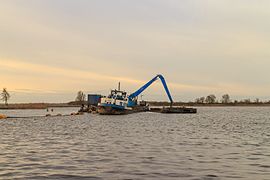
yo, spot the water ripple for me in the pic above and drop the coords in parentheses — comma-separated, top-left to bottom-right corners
(0, 107, 270, 179)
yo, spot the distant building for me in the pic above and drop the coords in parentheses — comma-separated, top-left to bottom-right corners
(87, 94, 101, 106)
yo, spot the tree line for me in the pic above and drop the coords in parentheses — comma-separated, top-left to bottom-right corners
(1, 88, 268, 105)
(194, 94, 265, 104)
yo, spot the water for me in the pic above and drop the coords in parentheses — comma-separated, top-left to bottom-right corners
(0, 107, 270, 180)
(0, 107, 79, 117)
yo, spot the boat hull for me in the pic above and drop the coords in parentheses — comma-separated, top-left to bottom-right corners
(97, 106, 130, 115)
(97, 104, 149, 115)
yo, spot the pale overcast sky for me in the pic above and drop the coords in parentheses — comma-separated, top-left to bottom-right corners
(1, 0, 270, 103)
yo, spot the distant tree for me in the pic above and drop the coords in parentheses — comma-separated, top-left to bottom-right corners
(205, 94, 216, 104)
(75, 91, 86, 102)
(221, 94, 230, 104)
(200, 97, 205, 103)
(254, 98, 260, 103)
(242, 99, 251, 104)
(1, 88, 10, 105)
(195, 97, 205, 103)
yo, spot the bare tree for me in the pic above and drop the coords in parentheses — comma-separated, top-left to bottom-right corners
(75, 91, 86, 102)
(195, 97, 205, 103)
(205, 94, 216, 104)
(254, 98, 260, 103)
(195, 98, 200, 103)
(1, 88, 10, 105)
(200, 97, 205, 103)
(242, 99, 251, 104)
(221, 94, 230, 104)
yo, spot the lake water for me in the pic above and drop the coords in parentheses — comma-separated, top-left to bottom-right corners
(0, 107, 270, 180)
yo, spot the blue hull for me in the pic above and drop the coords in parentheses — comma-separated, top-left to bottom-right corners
(98, 103, 126, 110)
(97, 103, 129, 115)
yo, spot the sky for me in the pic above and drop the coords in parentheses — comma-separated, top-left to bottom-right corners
(1, 0, 270, 103)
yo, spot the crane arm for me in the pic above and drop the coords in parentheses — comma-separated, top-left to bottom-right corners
(128, 74, 173, 104)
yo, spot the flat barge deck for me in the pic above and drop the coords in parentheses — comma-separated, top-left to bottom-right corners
(149, 107, 197, 114)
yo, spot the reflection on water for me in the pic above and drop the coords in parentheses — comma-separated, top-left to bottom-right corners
(0, 107, 270, 179)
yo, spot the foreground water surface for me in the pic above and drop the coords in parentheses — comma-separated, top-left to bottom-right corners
(0, 107, 270, 180)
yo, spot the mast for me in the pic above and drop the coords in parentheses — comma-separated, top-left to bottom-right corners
(118, 82, 121, 91)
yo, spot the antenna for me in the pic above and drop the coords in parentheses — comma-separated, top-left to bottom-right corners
(118, 82, 121, 91)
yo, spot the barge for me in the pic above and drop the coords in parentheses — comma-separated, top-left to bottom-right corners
(150, 106, 197, 114)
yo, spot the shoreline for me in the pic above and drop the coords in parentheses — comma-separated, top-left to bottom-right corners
(148, 102, 270, 107)
(1, 102, 270, 110)
(0, 103, 80, 110)
(148, 101, 270, 107)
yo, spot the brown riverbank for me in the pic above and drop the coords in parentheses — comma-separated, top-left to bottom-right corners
(148, 101, 270, 107)
(1, 101, 270, 110)
(0, 103, 80, 110)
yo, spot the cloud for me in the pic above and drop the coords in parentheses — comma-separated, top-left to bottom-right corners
(1, 58, 270, 103)
(0, 59, 216, 93)
(0, 59, 144, 88)
(1, 1, 270, 102)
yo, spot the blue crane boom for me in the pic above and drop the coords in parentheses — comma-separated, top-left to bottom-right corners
(128, 74, 173, 106)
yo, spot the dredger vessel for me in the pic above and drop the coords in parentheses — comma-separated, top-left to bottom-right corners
(97, 74, 197, 115)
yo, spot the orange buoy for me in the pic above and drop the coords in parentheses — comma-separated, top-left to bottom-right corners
(0, 114, 7, 119)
